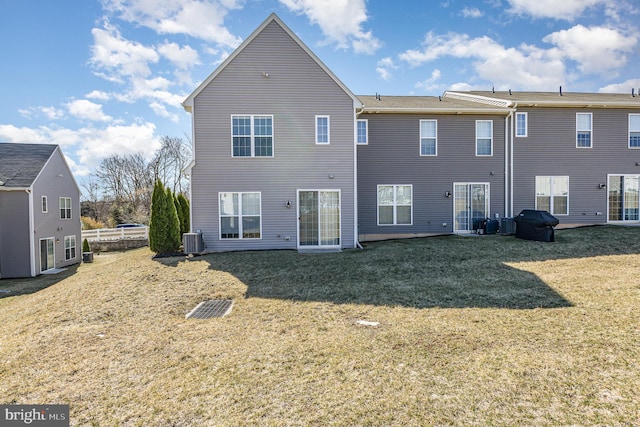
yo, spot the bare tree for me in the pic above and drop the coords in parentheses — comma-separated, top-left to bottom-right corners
(90, 136, 191, 225)
(151, 136, 191, 195)
(95, 153, 154, 224)
(80, 175, 108, 222)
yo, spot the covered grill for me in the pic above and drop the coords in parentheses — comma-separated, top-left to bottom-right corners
(514, 209, 559, 242)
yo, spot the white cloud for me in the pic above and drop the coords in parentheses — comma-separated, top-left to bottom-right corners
(86, 90, 111, 101)
(0, 125, 88, 149)
(18, 106, 65, 120)
(0, 122, 160, 177)
(399, 32, 567, 91)
(449, 82, 474, 91)
(113, 76, 185, 107)
(599, 78, 640, 93)
(279, 0, 381, 54)
(90, 22, 159, 80)
(149, 101, 180, 122)
(543, 25, 637, 75)
(40, 106, 66, 120)
(76, 122, 160, 166)
(158, 41, 200, 69)
(416, 69, 442, 92)
(89, 22, 188, 119)
(101, 0, 242, 47)
(506, 0, 603, 20)
(66, 99, 113, 122)
(376, 57, 398, 81)
(461, 7, 483, 18)
(0, 125, 49, 144)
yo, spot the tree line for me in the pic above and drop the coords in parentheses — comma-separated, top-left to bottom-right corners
(81, 136, 191, 228)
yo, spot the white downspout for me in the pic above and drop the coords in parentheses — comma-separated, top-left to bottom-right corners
(510, 109, 515, 217)
(28, 188, 36, 277)
(504, 114, 509, 218)
(354, 103, 363, 249)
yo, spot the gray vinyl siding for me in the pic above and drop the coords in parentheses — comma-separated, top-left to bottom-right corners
(190, 20, 356, 251)
(358, 113, 507, 239)
(0, 192, 31, 278)
(32, 149, 82, 270)
(512, 107, 640, 226)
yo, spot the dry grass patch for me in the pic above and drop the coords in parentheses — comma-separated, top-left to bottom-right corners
(1, 226, 639, 426)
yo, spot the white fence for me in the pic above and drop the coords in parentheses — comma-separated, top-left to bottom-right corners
(82, 226, 149, 242)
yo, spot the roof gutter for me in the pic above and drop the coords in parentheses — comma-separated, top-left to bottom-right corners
(0, 187, 31, 192)
(360, 107, 513, 115)
(512, 101, 640, 108)
(445, 92, 640, 109)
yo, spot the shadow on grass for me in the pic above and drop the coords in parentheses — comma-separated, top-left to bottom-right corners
(0, 264, 80, 298)
(158, 226, 640, 310)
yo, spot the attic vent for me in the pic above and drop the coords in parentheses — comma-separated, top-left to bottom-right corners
(186, 299, 233, 319)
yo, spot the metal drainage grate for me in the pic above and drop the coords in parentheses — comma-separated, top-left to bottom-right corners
(186, 299, 233, 319)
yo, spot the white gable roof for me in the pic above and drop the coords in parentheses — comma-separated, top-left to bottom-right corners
(182, 13, 362, 112)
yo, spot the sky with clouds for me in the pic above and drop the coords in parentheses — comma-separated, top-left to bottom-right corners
(1, 0, 639, 189)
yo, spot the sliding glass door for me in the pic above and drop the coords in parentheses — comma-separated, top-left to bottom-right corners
(298, 190, 340, 248)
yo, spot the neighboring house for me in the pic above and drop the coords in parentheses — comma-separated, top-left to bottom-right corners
(446, 91, 640, 228)
(182, 13, 361, 252)
(0, 143, 81, 278)
(183, 14, 640, 252)
(356, 95, 511, 241)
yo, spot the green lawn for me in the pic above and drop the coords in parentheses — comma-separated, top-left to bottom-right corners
(1, 226, 639, 426)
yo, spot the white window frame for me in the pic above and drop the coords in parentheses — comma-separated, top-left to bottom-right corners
(535, 176, 569, 216)
(475, 120, 493, 156)
(576, 112, 592, 148)
(42, 196, 48, 213)
(377, 184, 413, 226)
(356, 119, 368, 145)
(219, 192, 262, 240)
(59, 197, 72, 220)
(64, 235, 77, 260)
(420, 119, 437, 156)
(231, 115, 274, 157)
(315, 115, 330, 144)
(516, 112, 528, 137)
(629, 114, 640, 149)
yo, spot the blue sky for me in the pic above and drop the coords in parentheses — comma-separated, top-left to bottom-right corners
(1, 0, 639, 186)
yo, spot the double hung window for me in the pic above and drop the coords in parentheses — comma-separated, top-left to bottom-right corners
(219, 192, 261, 239)
(476, 120, 493, 156)
(629, 114, 640, 148)
(232, 115, 273, 157)
(64, 235, 76, 260)
(516, 112, 528, 137)
(535, 176, 569, 215)
(59, 197, 72, 219)
(377, 185, 412, 225)
(576, 113, 592, 148)
(316, 116, 330, 144)
(420, 120, 437, 156)
(357, 119, 368, 145)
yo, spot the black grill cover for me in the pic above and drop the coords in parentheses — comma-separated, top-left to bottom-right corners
(514, 210, 559, 242)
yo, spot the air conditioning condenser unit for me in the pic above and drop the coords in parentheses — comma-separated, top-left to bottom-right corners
(183, 233, 204, 254)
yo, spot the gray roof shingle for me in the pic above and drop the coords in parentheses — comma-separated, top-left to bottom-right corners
(446, 91, 640, 108)
(357, 95, 511, 113)
(0, 143, 57, 188)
